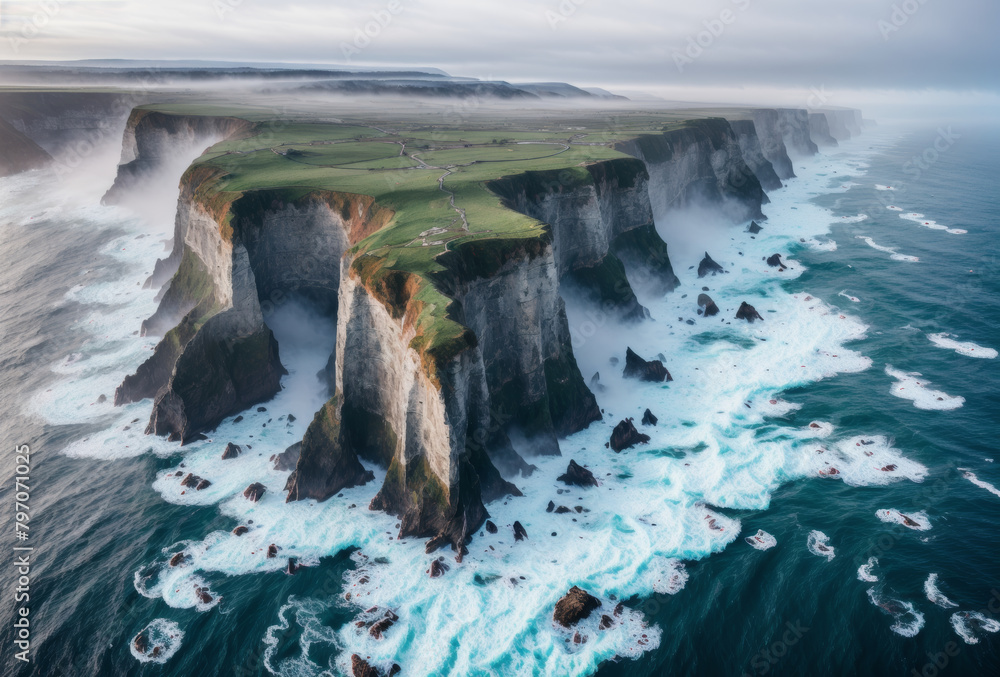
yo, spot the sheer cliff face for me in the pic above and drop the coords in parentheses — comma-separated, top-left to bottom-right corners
(751, 109, 796, 180)
(0, 116, 51, 177)
(776, 109, 819, 158)
(809, 113, 839, 147)
(730, 119, 782, 191)
(613, 119, 768, 224)
(0, 91, 133, 156)
(819, 109, 862, 141)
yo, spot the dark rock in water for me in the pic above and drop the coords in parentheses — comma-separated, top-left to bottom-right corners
(232, 526, 249, 536)
(614, 602, 624, 616)
(194, 586, 213, 604)
(273, 441, 301, 472)
(97, 394, 107, 404)
(747, 221, 763, 234)
(513, 521, 528, 541)
(286, 557, 297, 575)
(611, 418, 649, 452)
(609, 357, 619, 366)
(222, 442, 241, 460)
(555, 506, 571, 514)
(243, 482, 266, 502)
(369, 617, 394, 639)
(351, 655, 380, 677)
(735, 302, 765, 323)
(546, 500, 555, 513)
(169, 552, 188, 567)
(195, 479, 211, 491)
(554, 586, 602, 628)
(589, 372, 607, 393)
(287, 413, 296, 423)
(266, 544, 278, 558)
(766, 253, 786, 269)
(429, 559, 450, 578)
(558, 459, 598, 487)
(257, 407, 267, 413)
(610, 418, 650, 452)
(485, 520, 498, 534)
(642, 408, 658, 426)
(697, 252, 725, 278)
(599, 614, 615, 630)
(133, 631, 150, 654)
(180, 473, 203, 488)
(697, 293, 720, 317)
(233, 416, 244, 424)
(623, 347, 671, 382)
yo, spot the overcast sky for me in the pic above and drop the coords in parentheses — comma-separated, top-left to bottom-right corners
(1, 0, 997, 106)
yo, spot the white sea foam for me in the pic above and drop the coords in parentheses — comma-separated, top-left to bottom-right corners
(927, 333, 997, 359)
(885, 365, 965, 410)
(875, 184, 896, 191)
(838, 214, 868, 223)
(924, 574, 958, 608)
(876, 509, 931, 531)
(807, 531, 835, 561)
(745, 529, 777, 551)
(855, 236, 920, 262)
(866, 588, 925, 637)
(958, 469, 1000, 499)
(950, 611, 1000, 645)
(27, 130, 923, 675)
(129, 619, 184, 664)
(838, 291, 861, 303)
(899, 212, 967, 235)
(886, 205, 903, 211)
(857, 557, 879, 582)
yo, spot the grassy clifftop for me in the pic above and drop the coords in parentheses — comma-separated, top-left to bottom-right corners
(157, 105, 706, 382)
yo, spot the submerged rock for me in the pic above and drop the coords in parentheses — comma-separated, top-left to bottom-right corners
(232, 526, 249, 536)
(266, 544, 278, 558)
(623, 347, 671, 382)
(369, 617, 394, 640)
(735, 302, 765, 323)
(697, 252, 725, 278)
(351, 655, 401, 677)
(554, 586, 602, 628)
(697, 293, 719, 317)
(168, 552, 188, 567)
(429, 559, 450, 578)
(180, 473, 203, 488)
(243, 482, 266, 502)
(610, 418, 650, 452)
(513, 521, 528, 541)
(221, 442, 241, 460)
(641, 408, 658, 426)
(747, 221, 763, 234)
(557, 459, 598, 487)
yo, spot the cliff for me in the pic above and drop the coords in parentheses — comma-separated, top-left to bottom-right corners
(750, 109, 796, 180)
(0, 116, 51, 177)
(776, 108, 819, 158)
(808, 113, 838, 147)
(613, 118, 768, 223)
(729, 119, 782, 191)
(0, 91, 134, 157)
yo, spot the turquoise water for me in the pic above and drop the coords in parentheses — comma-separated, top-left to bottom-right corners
(0, 123, 997, 676)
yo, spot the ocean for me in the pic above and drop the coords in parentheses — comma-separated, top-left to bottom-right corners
(0, 121, 998, 677)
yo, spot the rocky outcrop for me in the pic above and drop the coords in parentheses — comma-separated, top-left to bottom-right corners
(736, 302, 764, 323)
(222, 442, 241, 460)
(766, 254, 786, 269)
(610, 223, 680, 297)
(750, 110, 795, 180)
(0, 116, 51, 177)
(697, 293, 719, 317)
(557, 460, 598, 487)
(609, 418, 650, 452)
(747, 221, 763, 234)
(641, 408, 658, 426)
(554, 586, 602, 628)
(729, 119, 782, 191)
(622, 348, 671, 382)
(820, 109, 863, 141)
(808, 113, 838, 147)
(285, 396, 375, 502)
(563, 253, 649, 322)
(614, 118, 767, 223)
(697, 252, 725, 278)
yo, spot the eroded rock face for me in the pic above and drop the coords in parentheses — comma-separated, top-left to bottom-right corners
(557, 460, 598, 487)
(610, 418, 650, 452)
(554, 586, 602, 628)
(697, 293, 720, 317)
(222, 442, 241, 460)
(736, 302, 765, 323)
(729, 119, 782, 192)
(243, 482, 266, 502)
(777, 108, 819, 157)
(697, 252, 725, 278)
(808, 113, 838, 147)
(751, 109, 795, 180)
(623, 348, 671, 382)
